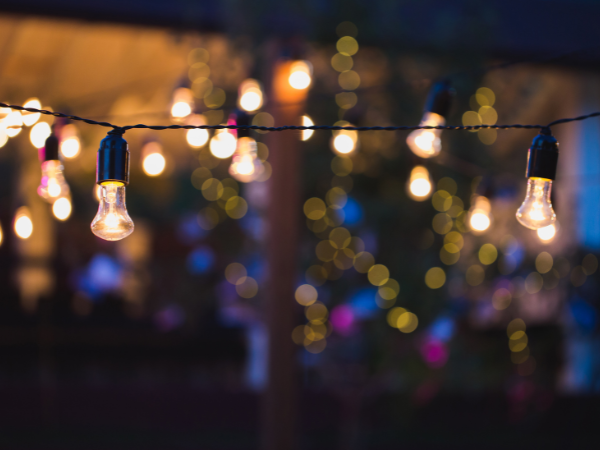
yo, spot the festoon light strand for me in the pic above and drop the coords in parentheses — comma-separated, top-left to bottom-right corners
(1, 101, 598, 241)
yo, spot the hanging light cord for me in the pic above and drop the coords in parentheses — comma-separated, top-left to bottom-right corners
(3, 102, 600, 135)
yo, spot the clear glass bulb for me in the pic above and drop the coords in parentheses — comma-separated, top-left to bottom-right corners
(516, 178, 556, 230)
(91, 183, 134, 241)
(229, 137, 264, 183)
(38, 160, 70, 203)
(406, 112, 445, 158)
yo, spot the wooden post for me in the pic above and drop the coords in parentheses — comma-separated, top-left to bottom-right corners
(261, 59, 309, 450)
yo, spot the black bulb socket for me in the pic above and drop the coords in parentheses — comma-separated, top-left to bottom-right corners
(425, 79, 454, 118)
(525, 133, 559, 180)
(96, 131, 130, 185)
(43, 134, 60, 161)
(233, 109, 252, 139)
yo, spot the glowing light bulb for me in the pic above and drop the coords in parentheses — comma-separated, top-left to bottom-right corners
(91, 183, 134, 241)
(238, 79, 263, 112)
(14, 207, 33, 239)
(516, 178, 556, 230)
(331, 122, 358, 155)
(38, 160, 70, 203)
(141, 141, 166, 176)
(185, 114, 209, 148)
(30, 122, 52, 148)
(288, 61, 312, 90)
(210, 129, 237, 159)
(301, 115, 314, 141)
(406, 112, 445, 158)
(407, 166, 432, 201)
(52, 197, 72, 221)
(22, 98, 42, 126)
(469, 195, 492, 233)
(60, 124, 81, 158)
(537, 223, 556, 242)
(170, 87, 194, 120)
(5, 111, 23, 137)
(229, 137, 264, 183)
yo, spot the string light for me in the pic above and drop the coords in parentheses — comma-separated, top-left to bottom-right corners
(331, 122, 358, 155)
(406, 80, 453, 158)
(37, 133, 70, 203)
(468, 195, 492, 233)
(52, 197, 72, 221)
(229, 136, 264, 183)
(186, 114, 209, 148)
(91, 130, 134, 241)
(0, 100, 599, 241)
(288, 61, 312, 90)
(60, 124, 81, 158)
(301, 115, 314, 141)
(14, 207, 33, 239)
(210, 128, 237, 159)
(170, 87, 194, 120)
(407, 166, 433, 201)
(30, 121, 52, 149)
(238, 79, 264, 112)
(141, 141, 166, 177)
(516, 132, 558, 230)
(21, 98, 42, 126)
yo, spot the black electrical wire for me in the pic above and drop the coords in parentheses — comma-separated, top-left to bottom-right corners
(2, 102, 599, 135)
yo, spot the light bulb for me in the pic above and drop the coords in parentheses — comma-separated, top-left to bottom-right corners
(22, 98, 42, 126)
(406, 112, 444, 158)
(210, 129, 237, 159)
(91, 183, 134, 241)
(288, 61, 312, 90)
(185, 114, 209, 148)
(407, 165, 432, 201)
(52, 197, 72, 221)
(60, 124, 81, 158)
(516, 178, 556, 229)
(468, 195, 492, 233)
(30, 122, 52, 148)
(38, 160, 70, 203)
(14, 207, 33, 239)
(406, 80, 453, 159)
(229, 137, 263, 183)
(170, 87, 194, 120)
(187, 128, 209, 148)
(238, 79, 263, 112)
(330, 122, 358, 155)
(141, 141, 166, 176)
(92, 130, 134, 241)
(301, 115, 314, 141)
(516, 132, 559, 230)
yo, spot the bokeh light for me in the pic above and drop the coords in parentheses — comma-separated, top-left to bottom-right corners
(60, 124, 81, 158)
(210, 129, 237, 158)
(14, 207, 33, 239)
(52, 197, 72, 221)
(22, 98, 42, 126)
(29, 121, 51, 149)
(288, 61, 312, 90)
(301, 115, 314, 141)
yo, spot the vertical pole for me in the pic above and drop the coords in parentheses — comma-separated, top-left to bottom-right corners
(261, 59, 308, 450)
